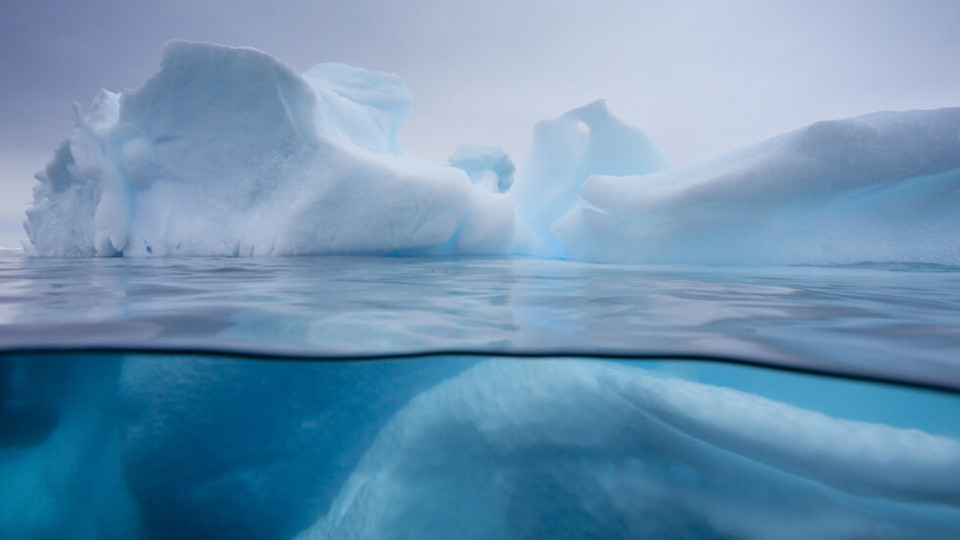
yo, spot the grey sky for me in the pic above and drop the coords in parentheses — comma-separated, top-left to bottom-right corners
(2, 0, 959, 247)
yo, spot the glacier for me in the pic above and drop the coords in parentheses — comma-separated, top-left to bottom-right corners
(23, 41, 960, 264)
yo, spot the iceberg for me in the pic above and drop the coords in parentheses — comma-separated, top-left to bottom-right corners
(115, 355, 473, 540)
(22, 40, 960, 265)
(439, 144, 517, 255)
(5, 354, 958, 539)
(300, 360, 960, 539)
(510, 100, 670, 257)
(24, 42, 514, 257)
(554, 109, 960, 265)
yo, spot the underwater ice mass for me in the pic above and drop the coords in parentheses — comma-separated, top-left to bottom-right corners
(4, 354, 960, 539)
(24, 41, 960, 264)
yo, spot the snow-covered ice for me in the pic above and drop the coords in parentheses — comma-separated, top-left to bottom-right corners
(24, 42, 510, 258)
(23, 41, 960, 265)
(556, 109, 960, 265)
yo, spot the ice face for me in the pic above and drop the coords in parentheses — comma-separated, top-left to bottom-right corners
(554, 109, 960, 265)
(24, 42, 511, 257)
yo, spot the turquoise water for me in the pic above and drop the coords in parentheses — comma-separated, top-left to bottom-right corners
(1, 255, 959, 538)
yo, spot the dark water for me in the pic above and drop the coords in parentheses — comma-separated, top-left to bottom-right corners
(1, 255, 959, 538)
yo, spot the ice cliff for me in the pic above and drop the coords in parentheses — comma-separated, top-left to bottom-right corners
(25, 42, 511, 257)
(24, 41, 960, 264)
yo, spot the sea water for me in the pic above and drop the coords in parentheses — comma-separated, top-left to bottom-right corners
(1, 254, 959, 538)
(3, 255, 959, 387)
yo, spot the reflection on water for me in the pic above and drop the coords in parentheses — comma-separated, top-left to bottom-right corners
(1, 353, 958, 539)
(1, 257, 960, 389)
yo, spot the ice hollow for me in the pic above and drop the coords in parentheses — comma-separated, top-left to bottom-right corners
(510, 100, 670, 257)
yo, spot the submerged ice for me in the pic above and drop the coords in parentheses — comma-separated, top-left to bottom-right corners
(2, 355, 958, 539)
(24, 41, 960, 264)
(303, 361, 960, 539)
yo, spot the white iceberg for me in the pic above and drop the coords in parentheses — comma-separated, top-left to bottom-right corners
(554, 109, 960, 264)
(24, 42, 514, 257)
(23, 41, 960, 265)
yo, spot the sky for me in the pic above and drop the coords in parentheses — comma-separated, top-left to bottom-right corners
(1, 0, 959, 248)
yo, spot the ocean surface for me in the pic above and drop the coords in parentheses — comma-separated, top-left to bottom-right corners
(2, 253, 959, 538)
(2, 253, 959, 388)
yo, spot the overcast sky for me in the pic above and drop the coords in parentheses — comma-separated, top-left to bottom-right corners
(1, 0, 959, 247)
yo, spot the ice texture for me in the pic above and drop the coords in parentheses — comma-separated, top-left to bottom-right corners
(448, 144, 515, 194)
(24, 42, 512, 257)
(299, 360, 960, 539)
(4, 355, 958, 539)
(555, 109, 960, 264)
(510, 100, 670, 257)
(0, 356, 140, 540)
(115, 355, 473, 540)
